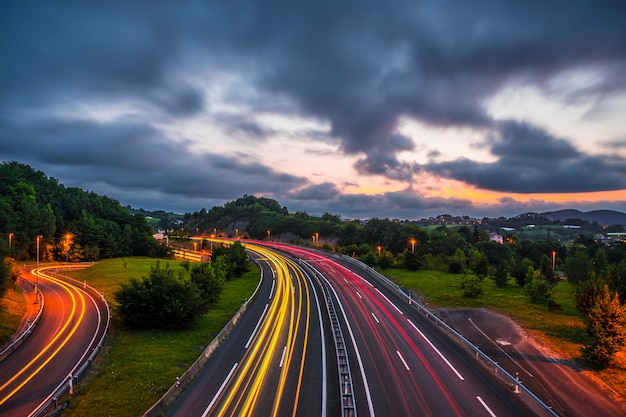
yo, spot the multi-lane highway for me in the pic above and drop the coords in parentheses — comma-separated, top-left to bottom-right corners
(166, 244, 333, 417)
(0, 266, 109, 417)
(167, 241, 542, 417)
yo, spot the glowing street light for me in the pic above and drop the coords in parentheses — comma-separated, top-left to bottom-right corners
(36, 235, 43, 297)
(8, 233, 14, 253)
(377, 245, 382, 255)
(36, 235, 43, 266)
(65, 232, 73, 263)
(409, 238, 416, 253)
(267, 230, 271, 240)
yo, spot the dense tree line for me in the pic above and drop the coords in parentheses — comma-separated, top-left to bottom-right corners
(0, 162, 168, 266)
(185, 195, 626, 365)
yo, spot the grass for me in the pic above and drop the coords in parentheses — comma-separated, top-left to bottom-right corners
(381, 268, 626, 399)
(60, 257, 260, 417)
(0, 285, 27, 346)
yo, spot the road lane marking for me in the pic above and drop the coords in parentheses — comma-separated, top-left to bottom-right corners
(356, 291, 362, 299)
(269, 279, 276, 299)
(407, 319, 464, 381)
(201, 363, 238, 417)
(245, 304, 269, 349)
(371, 312, 380, 324)
(476, 396, 497, 417)
(397, 350, 410, 371)
(375, 288, 403, 315)
(279, 345, 287, 368)
(468, 318, 533, 378)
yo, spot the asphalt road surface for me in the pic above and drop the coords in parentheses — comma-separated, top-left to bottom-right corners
(167, 241, 544, 417)
(0, 266, 109, 417)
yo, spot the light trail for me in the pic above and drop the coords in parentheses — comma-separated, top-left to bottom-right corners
(0, 268, 87, 406)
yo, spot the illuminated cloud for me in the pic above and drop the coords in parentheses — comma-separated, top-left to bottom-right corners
(1, 1, 625, 218)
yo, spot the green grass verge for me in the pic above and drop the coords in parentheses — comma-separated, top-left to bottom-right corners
(381, 268, 626, 399)
(382, 269, 585, 357)
(61, 257, 260, 417)
(0, 285, 27, 346)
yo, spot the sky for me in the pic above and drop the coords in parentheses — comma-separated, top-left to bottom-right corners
(2, 1, 626, 220)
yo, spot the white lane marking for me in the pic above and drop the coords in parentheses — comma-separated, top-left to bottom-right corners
(279, 345, 288, 368)
(325, 279, 375, 416)
(269, 279, 276, 299)
(397, 350, 410, 371)
(375, 288, 403, 315)
(356, 291, 362, 299)
(407, 319, 464, 381)
(305, 271, 328, 417)
(371, 312, 380, 324)
(245, 304, 269, 349)
(344, 278, 349, 284)
(476, 396, 497, 417)
(468, 318, 533, 378)
(201, 362, 238, 417)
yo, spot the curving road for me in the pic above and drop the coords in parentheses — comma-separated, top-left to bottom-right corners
(0, 265, 109, 417)
(166, 241, 544, 417)
(264, 242, 542, 417)
(166, 244, 333, 417)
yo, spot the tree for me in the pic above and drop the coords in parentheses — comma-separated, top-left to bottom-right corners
(190, 258, 226, 308)
(114, 263, 204, 330)
(581, 285, 626, 366)
(526, 267, 553, 305)
(211, 241, 250, 278)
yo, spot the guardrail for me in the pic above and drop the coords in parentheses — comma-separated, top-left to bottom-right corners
(302, 261, 357, 417)
(338, 254, 560, 417)
(0, 278, 44, 362)
(28, 265, 111, 417)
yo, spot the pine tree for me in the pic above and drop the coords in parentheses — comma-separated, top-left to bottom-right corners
(582, 285, 626, 366)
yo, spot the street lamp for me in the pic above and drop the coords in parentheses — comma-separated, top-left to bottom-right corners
(267, 230, 270, 240)
(65, 232, 72, 263)
(36, 235, 43, 266)
(409, 238, 416, 253)
(377, 245, 382, 255)
(8, 233, 13, 253)
(36, 235, 43, 297)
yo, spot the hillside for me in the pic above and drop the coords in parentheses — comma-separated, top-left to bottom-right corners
(542, 209, 626, 226)
(0, 162, 167, 262)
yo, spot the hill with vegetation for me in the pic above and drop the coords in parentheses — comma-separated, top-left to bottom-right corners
(0, 161, 168, 264)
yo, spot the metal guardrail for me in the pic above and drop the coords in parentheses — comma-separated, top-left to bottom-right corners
(305, 263, 357, 417)
(338, 254, 560, 417)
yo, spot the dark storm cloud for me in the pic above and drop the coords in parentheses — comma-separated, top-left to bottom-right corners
(0, 115, 308, 210)
(2, 1, 626, 216)
(288, 182, 340, 200)
(419, 121, 626, 193)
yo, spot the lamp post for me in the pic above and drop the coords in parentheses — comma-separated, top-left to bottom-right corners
(36, 235, 43, 266)
(267, 230, 270, 240)
(410, 238, 416, 253)
(8, 233, 13, 253)
(65, 233, 72, 263)
(36, 235, 43, 298)
(552, 251, 556, 272)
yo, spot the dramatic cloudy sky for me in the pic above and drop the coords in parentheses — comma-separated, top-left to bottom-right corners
(2, 1, 626, 219)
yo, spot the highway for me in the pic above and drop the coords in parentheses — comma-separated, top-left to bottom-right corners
(262, 242, 542, 417)
(165, 244, 333, 417)
(167, 241, 543, 417)
(0, 265, 109, 417)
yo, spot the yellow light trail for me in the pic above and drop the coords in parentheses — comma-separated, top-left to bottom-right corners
(0, 267, 87, 406)
(208, 241, 311, 417)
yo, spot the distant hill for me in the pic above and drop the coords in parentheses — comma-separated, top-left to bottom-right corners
(541, 209, 626, 226)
